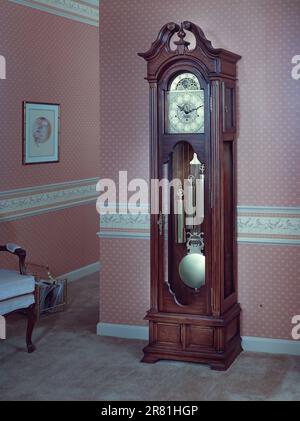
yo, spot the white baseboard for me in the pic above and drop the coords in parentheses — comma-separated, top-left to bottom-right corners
(97, 322, 148, 340)
(242, 336, 300, 356)
(96, 323, 300, 356)
(59, 261, 101, 282)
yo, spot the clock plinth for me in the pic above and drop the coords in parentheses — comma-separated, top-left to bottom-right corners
(141, 303, 242, 371)
(139, 21, 242, 371)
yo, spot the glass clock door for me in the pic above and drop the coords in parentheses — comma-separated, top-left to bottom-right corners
(161, 142, 206, 309)
(158, 69, 210, 314)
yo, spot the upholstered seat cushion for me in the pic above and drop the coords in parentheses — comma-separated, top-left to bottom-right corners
(0, 293, 35, 315)
(0, 270, 35, 301)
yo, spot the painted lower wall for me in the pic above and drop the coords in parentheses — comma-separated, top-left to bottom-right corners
(1, 204, 99, 276)
(0, 0, 100, 274)
(99, 0, 300, 342)
(99, 235, 300, 340)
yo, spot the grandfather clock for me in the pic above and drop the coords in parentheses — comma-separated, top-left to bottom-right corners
(139, 21, 242, 370)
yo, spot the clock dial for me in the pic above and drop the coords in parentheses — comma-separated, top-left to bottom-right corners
(166, 73, 205, 134)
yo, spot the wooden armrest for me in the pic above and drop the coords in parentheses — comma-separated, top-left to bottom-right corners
(0, 243, 27, 274)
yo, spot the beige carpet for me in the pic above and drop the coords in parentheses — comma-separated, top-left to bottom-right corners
(0, 272, 299, 401)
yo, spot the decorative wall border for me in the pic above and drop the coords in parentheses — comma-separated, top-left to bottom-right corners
(0, 177, 99, 221)
(99, 210, 150, 240)
(97, 205, 300, 246)
(8, 0, 99, 27)
(237, 206, 300, 245)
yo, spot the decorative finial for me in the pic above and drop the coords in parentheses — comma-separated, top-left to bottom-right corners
(174, 22, 190, 54)
(190, 153, 201, 165)
(190, 153, 205, 174)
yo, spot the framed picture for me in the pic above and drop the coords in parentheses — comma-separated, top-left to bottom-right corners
(23, 101, 60, 164)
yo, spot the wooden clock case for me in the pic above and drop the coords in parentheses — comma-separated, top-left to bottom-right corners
(139, 21, 242, 370)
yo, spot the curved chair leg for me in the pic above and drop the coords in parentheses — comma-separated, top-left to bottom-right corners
(26, 303, 36, 353)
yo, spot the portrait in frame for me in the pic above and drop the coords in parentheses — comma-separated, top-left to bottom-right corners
(23, 102, 60, 164)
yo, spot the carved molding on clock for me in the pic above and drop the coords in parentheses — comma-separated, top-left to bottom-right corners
(8, 0, 99, 27)
(138, 21, 240, 82)
(97, 204, 300, 245)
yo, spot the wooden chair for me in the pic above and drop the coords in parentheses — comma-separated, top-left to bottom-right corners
(0, 243, 36, 352)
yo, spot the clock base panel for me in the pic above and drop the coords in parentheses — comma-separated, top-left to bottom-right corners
(141, 304, 242, 371)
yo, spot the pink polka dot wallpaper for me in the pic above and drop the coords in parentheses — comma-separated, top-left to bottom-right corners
(0, 1, 99, 275)
(99, 0, 300, 339)
(0, 0, 99, 190)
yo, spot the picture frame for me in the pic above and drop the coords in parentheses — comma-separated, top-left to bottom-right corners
(23, 101, 60, 164)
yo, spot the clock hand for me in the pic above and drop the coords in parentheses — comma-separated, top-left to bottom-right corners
(177, 104, 186, 113)
(177, 104, 190, 114)
(177, 104, 203, 115)
(186, 105, 203, 114)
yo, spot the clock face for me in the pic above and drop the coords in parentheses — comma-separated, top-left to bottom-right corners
(166, 73, 204, 134)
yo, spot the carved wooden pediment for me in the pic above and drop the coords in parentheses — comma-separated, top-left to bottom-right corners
(138, 21, 241, 80)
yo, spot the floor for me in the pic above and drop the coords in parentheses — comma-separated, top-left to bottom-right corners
(0, 272, 299, 401)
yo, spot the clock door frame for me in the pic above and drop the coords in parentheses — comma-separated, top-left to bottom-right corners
(157, 63, 212, 316)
